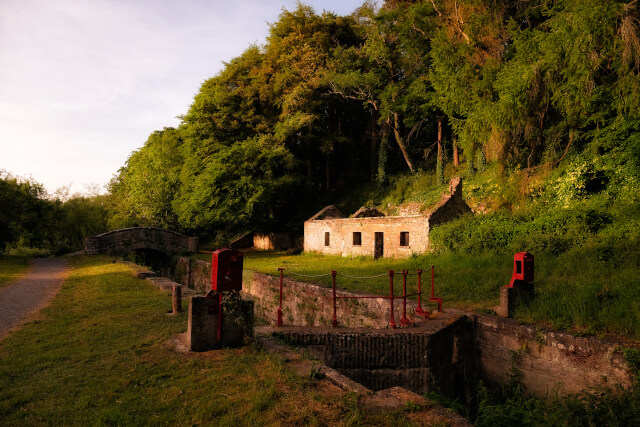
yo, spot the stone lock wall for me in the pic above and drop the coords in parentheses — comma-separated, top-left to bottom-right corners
(171, 256, 638, 397)
(271, 316, 476, 397)
(474, 315, 636, 395)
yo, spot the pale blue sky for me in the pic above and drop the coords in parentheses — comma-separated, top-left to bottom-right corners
(0, 0, 366, 195)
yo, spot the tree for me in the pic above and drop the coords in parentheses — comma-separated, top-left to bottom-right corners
(172, 136, 300, 235)
(327, 1, 440, 175)
(108, 127, 183, 229)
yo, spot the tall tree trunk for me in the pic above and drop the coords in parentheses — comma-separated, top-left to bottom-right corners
(389, 114, 414, 172)
(436, 117, 444, 184)
(306, 159, 313, 183)
(325, 153, 331, 191)
(453, 135, 459, 167)
(377, 126, 389, 184)
(370, 111, 377, 181)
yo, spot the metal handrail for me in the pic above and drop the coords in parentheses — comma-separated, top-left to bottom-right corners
(275, 266, 442, 328)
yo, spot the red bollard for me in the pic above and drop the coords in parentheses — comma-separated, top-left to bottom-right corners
(400, 270, 411, 326)
(331, 270, 338, 327)
(277, 268, 284, 327)
(389, 270, 397, 329)
(414, 269, 429, 318)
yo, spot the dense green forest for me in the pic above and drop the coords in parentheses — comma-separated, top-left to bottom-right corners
(2, 0, 640, 254)
(105, 0, 640, 243)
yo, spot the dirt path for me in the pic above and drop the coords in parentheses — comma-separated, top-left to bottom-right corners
(0, 258, 70, 341)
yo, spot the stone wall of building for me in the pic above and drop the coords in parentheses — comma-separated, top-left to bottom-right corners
(302, 177, 471, 258)
(304, 216, 430, 258)
(428, 177, 472, 227)
(253, 233, 294, 251)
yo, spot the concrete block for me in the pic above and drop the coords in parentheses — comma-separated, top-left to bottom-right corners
(182, 296, 254, 351)
(497, 284, 534, 318)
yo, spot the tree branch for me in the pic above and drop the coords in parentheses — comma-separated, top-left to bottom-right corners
(429, 0, 442, 16)
(454, 1, 471, 44)
(407, 119, 426, 142)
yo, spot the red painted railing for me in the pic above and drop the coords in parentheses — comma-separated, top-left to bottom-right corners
(276, 266, 442, 328)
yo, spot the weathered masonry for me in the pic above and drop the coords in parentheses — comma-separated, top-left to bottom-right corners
(170, 258, 639, 400)
(85, 227, 198, 256)
(304, 177, 471, 258)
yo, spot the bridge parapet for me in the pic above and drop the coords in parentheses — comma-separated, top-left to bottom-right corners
(85, 227, 198, 256)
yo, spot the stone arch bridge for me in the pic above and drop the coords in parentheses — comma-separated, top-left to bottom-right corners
(85, 227, 198, 256)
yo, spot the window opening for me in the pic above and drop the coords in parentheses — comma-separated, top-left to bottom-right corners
(353, 232, 362, 246)
(400, 232, 409, 247)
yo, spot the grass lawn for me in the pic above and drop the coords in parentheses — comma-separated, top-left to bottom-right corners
(0, 255, 426, 426)
(193, 250, 640, 339)
(0, 255, 31, 289)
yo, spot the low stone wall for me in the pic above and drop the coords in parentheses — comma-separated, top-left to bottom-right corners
(243, 270, 423, 329)
(172, 256, 423, 328)
(474, 315, 636, 395)
(173, 257, 212, 292)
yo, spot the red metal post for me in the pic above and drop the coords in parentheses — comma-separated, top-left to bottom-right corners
(388, 270, 397, 329)
(400, 270, 410, 326)
(431, 265, 435, 299)
(332, 270, 338, 327)
(415, 268, 429, 318)
(277, 268, 284, 327)
(217, 292, 223, 342)
(429, 265, 443, 312)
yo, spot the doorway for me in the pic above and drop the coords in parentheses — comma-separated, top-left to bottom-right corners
(374, 232, 384, 259)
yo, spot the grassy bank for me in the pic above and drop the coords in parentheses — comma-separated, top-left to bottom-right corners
(194, 250, 509, 312)
(193, 249, 640, 339)
(0, 255, 411, 425)
(0, 255, 30, 289)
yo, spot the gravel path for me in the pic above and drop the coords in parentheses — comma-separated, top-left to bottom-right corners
(0, 258, 70, 341)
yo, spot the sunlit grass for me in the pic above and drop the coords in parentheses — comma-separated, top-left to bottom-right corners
(194, 249, 509, 311)
(194, 249, 640, 338)
(0, 255, 419, 425)
(0, 255, 31, 289)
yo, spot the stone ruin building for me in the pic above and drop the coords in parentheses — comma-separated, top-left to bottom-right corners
(304, 177, 471, 258)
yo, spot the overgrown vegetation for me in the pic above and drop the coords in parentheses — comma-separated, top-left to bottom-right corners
(473, 380, 640, 426)
(0, 256, 413, 425)
(3, 1, 639, 423)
